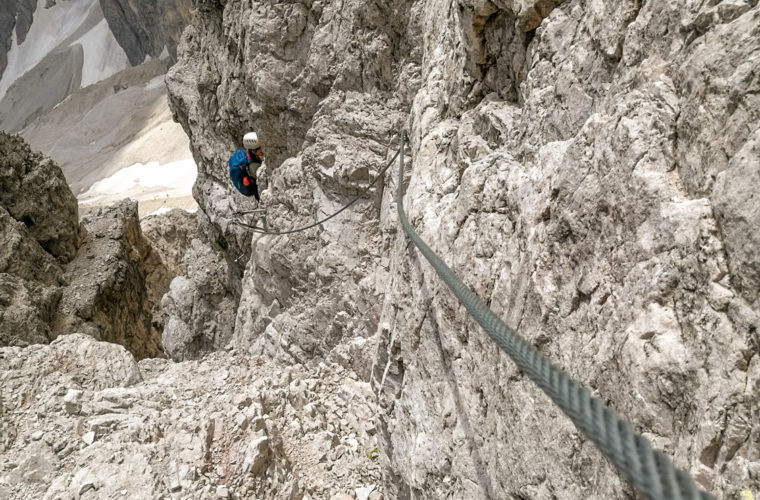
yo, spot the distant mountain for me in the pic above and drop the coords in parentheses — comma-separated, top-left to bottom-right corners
(0, 0, 194, 198)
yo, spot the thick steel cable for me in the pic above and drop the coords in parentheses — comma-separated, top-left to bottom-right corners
(394, 131, 714, 500)
(231, 148, 400, 235)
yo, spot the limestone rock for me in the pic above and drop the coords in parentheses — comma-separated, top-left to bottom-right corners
(0, 132, 79, 262)
(140, 208, 197, 278)
(100, 0, 192, 65)
(0, 135, 194, 353)
(0, 338, 382, 499)
(0, 273, 60, 347)
(161, 223, 239, 361)
(0, 134, 68, 347)
(163, 0, 760, 498)
(140, 208, 198, 338)
(0, 206, 63, 287)
(53, 200, 164, 359)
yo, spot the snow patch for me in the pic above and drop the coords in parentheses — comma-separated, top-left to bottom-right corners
(144, 206, 174, 217)
(78, 158, 197, 205)
(145, 75, 166, 91)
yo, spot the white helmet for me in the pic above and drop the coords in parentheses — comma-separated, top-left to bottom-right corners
(243, 132, 260, 150)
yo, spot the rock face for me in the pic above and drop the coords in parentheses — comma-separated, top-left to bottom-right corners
(100, 0, 193, 65)
(0, 131, 79, 262)
(0, 132, 74, 347)
(0, 134, 193, 359)
(164, 0, 760, 498)
(161, 227, 241, 361)
(0, 334, 382, 499)
(0, 0, 36, 77)
(164, 0, 409, 364)
(140, 208, 197, 278)
(140, 208, 197, 335)
(53, 200, 166, 359)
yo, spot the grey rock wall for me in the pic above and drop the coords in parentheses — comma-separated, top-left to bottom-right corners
(0, 0, 36, 77)
(0, 132, 73, 347)
(165, 0, 413, 363)
(161, 0, 759, 498)
(375, 1, 760, 497)
(140, 208, 197, 337)
(0, 207, 63, 347)
(99, 0, 193, 65)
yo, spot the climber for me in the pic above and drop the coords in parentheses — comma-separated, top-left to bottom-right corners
(228, 132, 263, 201)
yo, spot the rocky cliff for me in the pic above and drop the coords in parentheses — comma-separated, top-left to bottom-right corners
(100, 0, 193, 65)
(0, 0, 758, 498)
(0, 133, 192, 359)
(0, 0, 194, 199)
(0, 0, 192, 82)
(162, 0, 759, 498)
(0, 131, 78, 346)
(0, 0, 35, 78)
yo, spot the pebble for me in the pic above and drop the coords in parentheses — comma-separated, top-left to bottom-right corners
(355, 485, 376, 500)
(82, 431, 96, 445)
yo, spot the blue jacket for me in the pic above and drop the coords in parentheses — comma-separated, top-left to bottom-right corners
(229, 149, 260, 200)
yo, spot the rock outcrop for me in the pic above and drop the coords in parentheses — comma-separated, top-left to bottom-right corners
(53, 200, 166, 359)
(100, 0, 193, 65)
(0, 134, 194, 359)
(0, 0, 36, 77)
(140, 208, 197, 336)
(0, 132, 74, 347)
(140, 208, 197, 278)
(0, 131, 79, 262)
(1, 0, 758, 498)
(161, 225, 241, 361)
(164, 0, 760, 498)
(0, 334, 382, 499)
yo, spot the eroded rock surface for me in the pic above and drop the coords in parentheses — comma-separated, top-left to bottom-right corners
(0, 334, 381, 499)
(0, 131, 79, 262)
(140, 208, 197, 335)
(161, 220, 240, 361)
(100, 0, 193, 65)
(0, 134, 196, 357)
(163, 0, 759, 498)
(53, 200, 165, 359)
(0, 133, 72, 347)
(140, 208, 197, 278)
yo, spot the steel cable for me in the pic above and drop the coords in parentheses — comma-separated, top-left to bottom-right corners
(394, 131, 714, 500)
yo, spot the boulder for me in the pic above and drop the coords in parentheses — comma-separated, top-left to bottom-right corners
(140, 208, 198, 338)
(0, 273, 61, 347)
(161, 220, 238, 361)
